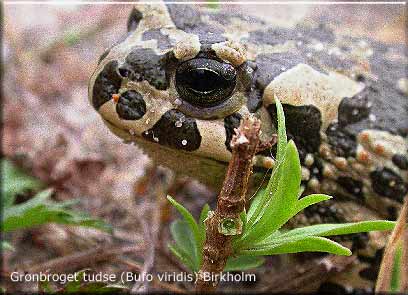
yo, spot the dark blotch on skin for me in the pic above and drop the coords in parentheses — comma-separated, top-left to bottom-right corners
(254, 53, 305, 90)
(392, 154, 408, 170)
(166, 4, 225, 43)
(127, 8, 143, 32)
(351, 232, 369, 252)
(326, 123, 357, 158)
(123, 48, 168, 90)
(338, 88, 372, 126)
(370, 167, 407, 202)
(358, 249, 383, 283)
(116, 90, 146, 120)
(224, 113, 242, 152)
(387, 206, 398, 220)
(166, 4, 201, 30)
(142, 109, 201, 151)
(302, 199, 368, 253)
(243, 62, 263, 113)
(248, 24, 334, 47)
(354, 74, 366, 82)
(249, 27, 297, 46)
(92, 60, 122, 110)
(337, 176, 364, 198)
(142, 29, 172, 50)
(368, 42, 408, 136)
(246, 88, 263, 113)
(267, 104, 321, 160)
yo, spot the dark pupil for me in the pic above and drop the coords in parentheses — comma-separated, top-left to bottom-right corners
(175, 58, 236, 108)
(186, 68, 223, 93)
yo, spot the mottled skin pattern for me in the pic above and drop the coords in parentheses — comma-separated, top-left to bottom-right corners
(88, 3, 408, 291)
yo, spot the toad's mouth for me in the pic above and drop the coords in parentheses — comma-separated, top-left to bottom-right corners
(101, 117, 231, 167)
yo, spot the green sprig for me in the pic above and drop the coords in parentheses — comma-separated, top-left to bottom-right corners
(168, 98, 395, 272)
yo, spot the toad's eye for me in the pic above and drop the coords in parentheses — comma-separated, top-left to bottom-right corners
(175, 58, 236, 107)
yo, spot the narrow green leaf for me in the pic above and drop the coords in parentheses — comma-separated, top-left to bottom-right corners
(1, 159, 43, 208)
(238, 230, 281, 247)
(224, 256, 265, 271)
(293, 194, 332, 215)
(3, 188, 54, 222)
(245, 163, 282, 230)
(170, 220, 199, 271)
(168, 244, 196, 272)
(238, 140, 301, 247)
(3, 189, 111, 233)
(247, 221, 395, 251)
(167, 196, 200, 243)
(167, 195, 202, 266)
(275, 98, 287, 162)
(240, 209, 247, 235)
(246, 189, 264, 221)
(277, 221, 395, 240)
(198, 204, 210, 245)
(245, 98, 287, 230)
(239, 236, 351, 256)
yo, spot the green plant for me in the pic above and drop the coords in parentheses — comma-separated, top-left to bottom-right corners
(1, 159, 111, 251)
(168, 99, 395, 272)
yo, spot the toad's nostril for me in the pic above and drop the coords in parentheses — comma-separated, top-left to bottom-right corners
(92, 60, 122, 110)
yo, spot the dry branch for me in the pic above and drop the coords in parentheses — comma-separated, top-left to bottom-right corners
(375, 196, 408, 293)
(24, 245, 141, 274)
(195, 117, 270, 292)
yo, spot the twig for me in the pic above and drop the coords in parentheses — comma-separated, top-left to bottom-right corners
(21, 245, 142, 274)
(375, 196, 408, 293)
(131, 169, 169, 293)
(131, 215, 156, 293)
(195, 117, 265, 292)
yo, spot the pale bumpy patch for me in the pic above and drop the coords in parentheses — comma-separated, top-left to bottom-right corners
(302, 126, 408, 218)
(111, 3, 176, 57)
(173, 34, 201, 61)
(262, 64, 364, 129)
(211, 41, 247, 66)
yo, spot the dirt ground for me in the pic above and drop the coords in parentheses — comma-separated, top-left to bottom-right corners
(2, 2, 406, 293)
